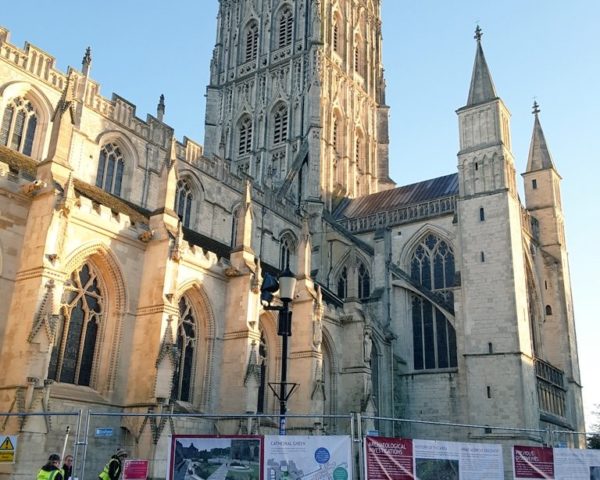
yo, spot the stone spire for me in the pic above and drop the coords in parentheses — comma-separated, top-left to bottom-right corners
(82, 47, 92, 77)
(157, 94, 165, 122)
(526, 101, 557, 172)
(466, 26, 498, 106)
(234, 181, 254, 252)
(44, 71, 76, 168)
(156, 137, 179, 214)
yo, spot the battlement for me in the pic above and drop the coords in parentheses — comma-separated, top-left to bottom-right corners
(0, 26, 176, 150)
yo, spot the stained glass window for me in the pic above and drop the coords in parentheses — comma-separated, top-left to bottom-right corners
(175, 179, 194, 228)
(410, 234, 457, 370)
(358, 263, 370, 299)
(96, 143, 124, 196)
(0, 97, 37, 156)
(172, 296, 197, 402)
(49, 263, 103, 386)
(280, 235, 294, 270)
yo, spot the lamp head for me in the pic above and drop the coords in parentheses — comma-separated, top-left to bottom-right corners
(278, 267, 297, 302)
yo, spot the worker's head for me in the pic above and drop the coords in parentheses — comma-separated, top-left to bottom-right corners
(115, 447, 128, 459)
(48, 453, 61, 466)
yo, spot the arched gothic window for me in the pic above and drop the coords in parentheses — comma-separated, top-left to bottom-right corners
(96, 143, 124, 196)
(239, 117, 253, 155)
(280, 235, 295, 270)
(0, 97, 37, 156)
(175, 179, 193, 228)
(172, 296, 197, 402)
(49, 263, 103, 386)
(337, 266, 348, 299)
(358, 263, 370, 299)
(410, 234, 457, 370)
(278, 8, 293, 48)
(245, 22, 259, 62)
(273, 104, 288, 145)
(257, 330, 268, 413)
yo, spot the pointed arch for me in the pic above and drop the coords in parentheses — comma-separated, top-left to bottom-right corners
(175, 280, 217, 410)
(321, 326, 338, 420)
(400, 228, 457, 371)
(271, 102, 289, 146)
(275, 4, 294, 49)
(60, 242, 128, 393)
(258, 310, 280, 413)
(399, 224, 454, 270)
(0, 81, 53, 160)
(243, 20, 260, 63)
(175, 173, 204, 229)
(95, 131, 139, 199)
(237, 114, 253, 156)
(279, 229, 297, 271)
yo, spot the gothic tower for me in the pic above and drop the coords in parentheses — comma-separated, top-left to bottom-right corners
(455, 28, 540, 435)
(522, 103, 584, 433)
(203, 0, 394, 209)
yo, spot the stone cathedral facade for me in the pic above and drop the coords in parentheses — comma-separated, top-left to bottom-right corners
(0, 1, 585, 477)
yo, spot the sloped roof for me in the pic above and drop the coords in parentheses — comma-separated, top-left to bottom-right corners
(0, 144, 37, 177)
(334, 173, 458, 220)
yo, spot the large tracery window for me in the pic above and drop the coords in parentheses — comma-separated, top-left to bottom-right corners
(272, 104, 288, 145)
(239, 117, 253, 155)
(245, 22, 259, 62)
(0, 97, 37, 156)
(49, 263, 103, 386)
(96, 143, 124, 196)
(410, 234, 457, 370)
(172, 296, 197, 402)
(175, 179, 193, 228)
(278, 8, 293, 48)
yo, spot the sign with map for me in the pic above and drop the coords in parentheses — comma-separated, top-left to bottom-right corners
(264, 436, 352, 480)
(168, 435, 262, 480)
(365, 436, 504, 480)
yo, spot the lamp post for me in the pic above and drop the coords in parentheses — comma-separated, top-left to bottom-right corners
(261, 267, 297, 435)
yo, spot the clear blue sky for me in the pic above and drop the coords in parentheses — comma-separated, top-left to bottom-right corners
(2, 1, 598, 429)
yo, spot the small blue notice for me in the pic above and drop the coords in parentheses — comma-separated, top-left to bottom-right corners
(95, 428, 114, 437)
(314, 447, 330, 464)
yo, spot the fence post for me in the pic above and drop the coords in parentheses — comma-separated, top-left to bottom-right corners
(80, 409, 92, 480)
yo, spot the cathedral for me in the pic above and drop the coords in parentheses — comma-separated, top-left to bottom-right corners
(0, 0, 585, 477)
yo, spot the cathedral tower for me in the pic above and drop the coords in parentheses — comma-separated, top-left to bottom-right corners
(203, 0, 393, 209)
(455, 28, 539, 434)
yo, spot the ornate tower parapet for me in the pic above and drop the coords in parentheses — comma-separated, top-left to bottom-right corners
(204, 0, 392, 209)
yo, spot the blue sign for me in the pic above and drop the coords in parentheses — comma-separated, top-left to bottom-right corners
(314, 447, 330, 464)
(95, 428, 114, 437)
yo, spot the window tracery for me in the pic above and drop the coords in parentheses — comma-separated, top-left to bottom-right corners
(245, 22, 259, 62)
(273, 104, 289, 145)
(358, 263, 370, 299)
(239, 117, 253, 155)
(175, 178, 194, 228)
(278, 8, 293, 48)
(279, 234, 295, 270)
(49, 263, 103, 386)
(172, 295, 197, 402)
(96, 143, 124, 196)
(0, 96, 37, 156)
(410, 234, 457, 370)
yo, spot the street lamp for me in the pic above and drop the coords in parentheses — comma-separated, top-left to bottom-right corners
(261, 267, 297, 435)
